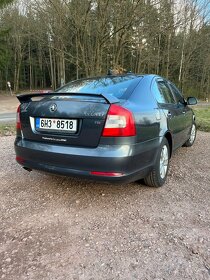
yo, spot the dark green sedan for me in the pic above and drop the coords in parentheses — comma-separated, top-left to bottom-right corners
(15, 74, 197, 187)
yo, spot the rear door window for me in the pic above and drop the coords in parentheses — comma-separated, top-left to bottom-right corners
(156, 80, 176, 104)
(152, 79, 176, 104)
(169, 83, 185, 104)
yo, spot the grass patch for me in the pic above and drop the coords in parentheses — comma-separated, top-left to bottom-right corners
(0, 124, 16, 136)
(193, 107, 210, 132)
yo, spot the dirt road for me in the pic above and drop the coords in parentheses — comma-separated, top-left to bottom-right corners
(0, 132, 210, 280)
(0, 95, 19, 113)
(0, 96, 18, 123)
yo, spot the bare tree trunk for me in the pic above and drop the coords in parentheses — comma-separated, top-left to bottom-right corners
(14, 51, 17, 92)
(157, 33, 161, 75)
(53, 51, 57, 89)
(59, 46, 65, 86)
(179, 34, 185, 89)
(166, 33, 171, 79)
(49, 45, 55, 89)
(76, 35, 79, 79)
(15, 60, 21, 92)
(29, 38, 33, 90)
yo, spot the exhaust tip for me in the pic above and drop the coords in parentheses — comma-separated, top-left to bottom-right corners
(23, 167, 32, 172)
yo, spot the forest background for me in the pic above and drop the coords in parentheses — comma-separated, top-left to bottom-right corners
(0, 0, 210, 100)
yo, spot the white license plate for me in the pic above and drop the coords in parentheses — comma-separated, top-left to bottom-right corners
(36, 118, 77, 132)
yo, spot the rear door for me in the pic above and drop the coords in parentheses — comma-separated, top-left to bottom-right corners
(153, 79, 186, 149)
(168, 82, 193, 142)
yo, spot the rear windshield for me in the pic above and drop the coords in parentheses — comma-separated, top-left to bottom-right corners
(56, 75, 140, 99)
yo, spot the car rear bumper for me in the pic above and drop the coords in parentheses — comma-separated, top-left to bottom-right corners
(14, 137, 160, 183)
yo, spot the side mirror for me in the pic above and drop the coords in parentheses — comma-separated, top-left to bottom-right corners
(187, 97, 197, 106)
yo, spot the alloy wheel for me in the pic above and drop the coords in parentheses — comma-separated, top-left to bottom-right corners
(189, 124, 196, 144)
(159, 145, 169, 179)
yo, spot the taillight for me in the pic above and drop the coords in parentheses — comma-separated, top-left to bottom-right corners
(16, 105, 21, 130)
(16, 156, 25, 164)
(90, 171, 124, 177)
(102, 104, 136, 137)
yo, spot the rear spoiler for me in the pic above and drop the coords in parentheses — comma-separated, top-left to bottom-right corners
(16, 92, 119, 104)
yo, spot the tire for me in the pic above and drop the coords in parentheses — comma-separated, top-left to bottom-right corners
(183, 123, 197, 147)
(144, 138, 170, 188)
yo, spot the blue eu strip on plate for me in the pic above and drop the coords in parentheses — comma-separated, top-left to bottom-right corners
(36, 118, 40, 128)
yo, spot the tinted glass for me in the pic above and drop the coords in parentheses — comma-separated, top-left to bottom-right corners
(156, 81, 175, 104)
(169, 83, 185, 104)
(56, 76, 140, 99)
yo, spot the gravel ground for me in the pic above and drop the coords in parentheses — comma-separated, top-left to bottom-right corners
(0, 132, 210, 280)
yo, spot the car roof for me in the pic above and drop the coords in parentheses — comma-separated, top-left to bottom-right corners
(81, 73, 159, 79)
(67, 74, 161, 85)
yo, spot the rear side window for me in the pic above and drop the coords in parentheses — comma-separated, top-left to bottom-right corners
(56, 76, 141, 99)
(156, 80, 175, 104)
(169, 83, 185, 104)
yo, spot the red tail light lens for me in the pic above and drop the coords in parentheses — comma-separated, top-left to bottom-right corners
(90, 171, 124, 177)
(102, 104, 136, 137)
(16, 105, 21, 130)
(16, 156, 25, 164)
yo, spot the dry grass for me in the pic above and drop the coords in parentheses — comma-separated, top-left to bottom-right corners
(194, 107, 210, 132)
(0, 124, 16, 137)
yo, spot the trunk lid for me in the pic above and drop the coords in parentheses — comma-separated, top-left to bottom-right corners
(17, 93, 119, 148)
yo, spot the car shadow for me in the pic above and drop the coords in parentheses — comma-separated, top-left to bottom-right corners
(30, 171, 158, 210)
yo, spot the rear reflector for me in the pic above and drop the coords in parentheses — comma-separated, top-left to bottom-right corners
(102, 104, 136, 137)
(16, 156, 25, 164)
(90, 171, 124, 177)
(16, 105, 21, 129)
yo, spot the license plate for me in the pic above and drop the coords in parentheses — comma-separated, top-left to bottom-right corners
(36, 118, 77, 132)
